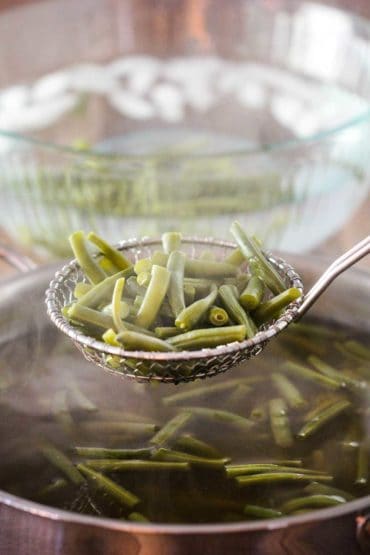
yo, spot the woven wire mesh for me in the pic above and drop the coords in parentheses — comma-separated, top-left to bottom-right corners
(46, 237, 304, 383)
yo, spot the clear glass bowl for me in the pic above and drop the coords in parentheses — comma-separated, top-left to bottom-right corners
(0, 0, 369, 258)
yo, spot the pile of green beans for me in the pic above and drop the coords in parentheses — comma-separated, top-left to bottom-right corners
(65, 221, 301, 353)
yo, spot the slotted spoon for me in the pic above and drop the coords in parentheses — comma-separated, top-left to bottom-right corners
(46, 235, 369, 384)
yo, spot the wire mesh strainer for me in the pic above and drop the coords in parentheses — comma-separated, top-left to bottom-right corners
(45, 236, 369, 384)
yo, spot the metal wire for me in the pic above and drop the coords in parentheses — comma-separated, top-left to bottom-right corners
(45, 237, 304, 383)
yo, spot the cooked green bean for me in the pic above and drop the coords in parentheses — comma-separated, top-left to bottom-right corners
(208, 305, 229, 327)
(175, 285, 218, 331)
(239, 276, 265, 311)
(253, 288, 301, 325)
(111, 277, 126, 332)
(243, 505, 283, 519)
(77, 269, 132, 309)
(308, 355, 366, 391)
(162, 378, 252, 406)
(183, 277, 213, 295)
(183, 283, 196, 305)
(269, 398, 293, 448)
(162, 231, 182, 254)
(150, 412, 192, 446)
(75, 447, 153, 459)
(68, 303, 114, 330)
(282, 334, 326, 357)
(102, 300, 131, 321)
(225, 247, 246, 267)
(179, 406, 254, 431)
(128, 512, 150, 522)
(136, 271, 151, 287)
(154, 326, 182, 339)
(228, 384, 252, 408)
(281, 495, 346, 514)
(184, 259, 237, 279)
(250, 402, 268, 422)
(282, 361, 341, 389)
(226, 463, 330, 478)
(304, 482, 354, 501)
(135, 265, 171, 328)
(167, 251, 186, 317)
(230, 221, 285, 294)
(87, 231, 131, 270)
(85, 459, 190, 472)
(116, 330, 175, 352)
(40, 443, 85, 485)
(77, 464, 139, 508)
(125, 276, 146, 298)
(134, 258, 152, 275)
(151, 251, 168, 267)
(174, 434, 222, 459)
(236, 472, 332, 487)
(99, 255, 121, 275)
(69, 231, 106, 284)
(218, 284, 257, 338)
(271, 373, 306, 409)
(39, 478, 69, 497)
(344, 340, 370, 361)
(168, 325, 247, 350)
(297, 399, 351, 439)
(73, 282, 92, 299)
(152, 447, 229, 469)
(356, 444, 368, 486)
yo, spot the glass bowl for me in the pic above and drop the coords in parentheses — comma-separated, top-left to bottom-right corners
(0, 0, 369, 259)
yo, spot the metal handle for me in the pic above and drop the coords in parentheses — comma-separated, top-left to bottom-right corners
(357, 513, 370, 552)
(0, 244, 36, 273)
(297, 236, 370, 318)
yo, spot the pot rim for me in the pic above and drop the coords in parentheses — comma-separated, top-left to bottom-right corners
(0, 489, 369, 535)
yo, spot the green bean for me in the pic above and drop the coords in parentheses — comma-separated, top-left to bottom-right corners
(77, 464, 139, 508)
(290, 322, 342, 339)
(66, 372, 97, 412)
(184, 284, 196, 305)
(169, 325, 247, 350)
(136, 271, 151, 287)
(297, 399, 351, 439)
(226, 464, 330, 478)
(281, 495, 346, 514)
(134, 258, 152, 275)
(239, 276, 265, 311)
(162, 231, 182, 254)
(282, 361, 341, 389)
(78, 421, 158, 436)
(135, 265, 171, 328)
(250, 402, 268, 422)
(344, 340, 370, 361)
(73, 282, 92, 299)
(68, 303, 113, 330)
(304, 482, 354, 500)
(184, 258, 237, 279)
(269, 398, 293, 448)
(282, 334, 326, 357)
(218, 284, 257, 339)
(102, 300, 131, 321)
(109, 321, 156, 337)
(116, 330, 175, 352)
(162, 379, 252, 406)
(228, 384, 252, 408)
(236, 472, 332, 487)
(183, 277, 213, 295)
(179, 406, 254, 431)
(152, 447, 229, 469)
(230, 221, 285, 294)
(125, 276, 146, 298)
(99, 256, 121, 275)
(77, 269, 132, 309)
(208, 305, 229, 327)
(243, 505, 283, 519)
(167, 251, 186, 317)
(69, 230, 106, 284)
(87, 231, 131, 270)
(128, 512, 150, 522)
(40, 443, 85, 485)
(74, 447, 153, 459)
(175, 285, 218, 331)
(253, 288, 301, 325)
(39, 478, 69, 497)
(271, 373, 306, 409)
(151, 251, 168, 266)
(308, 355, 366, 391)
(174, 434, 222, 459)
(150, 412, 192, 446)
(154, 326, 182, 339)
(85, 459, 190, 472)
(111, 277, 126, 332)
(356, 444, 368, 486)
(225, 247, 246, 267)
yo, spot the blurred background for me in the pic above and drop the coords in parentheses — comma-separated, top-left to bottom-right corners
(0, 0, 369, 269)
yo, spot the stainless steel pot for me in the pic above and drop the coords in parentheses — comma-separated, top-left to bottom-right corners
(0, 253, 369, 555)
